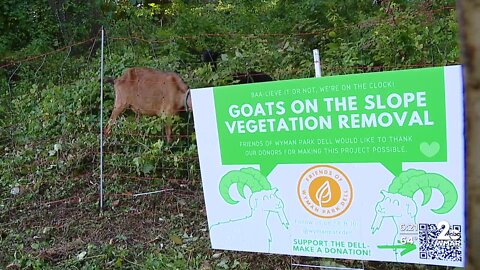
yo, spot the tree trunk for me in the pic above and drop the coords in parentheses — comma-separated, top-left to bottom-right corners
(47, 0, 69, 45)
(457, 1, 480, 269)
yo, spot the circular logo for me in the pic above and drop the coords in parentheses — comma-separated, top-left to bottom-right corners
(297, 165, 353, 218)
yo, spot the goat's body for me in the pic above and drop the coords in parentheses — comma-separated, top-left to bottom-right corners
(104, 67, 190, 142)
(195, 49, 275, 85)
(209, 212, 271, 252)
(233, 71, 274, 84)
(210, 189, 289, 252)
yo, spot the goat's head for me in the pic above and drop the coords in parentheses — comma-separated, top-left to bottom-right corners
(184, 89, 193, 112)
(248, 188, 284, 213)
(374, 190, 417, 219)
(371, 169, 458, 234)
(371, 190, 418, 234)
(218, 167, 289, 228)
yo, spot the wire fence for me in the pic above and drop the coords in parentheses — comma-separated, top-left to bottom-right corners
(0, 34, 459, 213)
(0, 9, 459, 208)
(0, 3, 460, 268)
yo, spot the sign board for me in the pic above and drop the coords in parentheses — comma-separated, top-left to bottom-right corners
(191, 66, 465, 267)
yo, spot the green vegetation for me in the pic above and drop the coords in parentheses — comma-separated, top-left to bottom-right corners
(1, 0, 460, 269)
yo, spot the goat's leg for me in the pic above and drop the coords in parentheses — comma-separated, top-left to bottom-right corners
(371, 214, 384, 234)
(165, 123, 172, 144)
(277, 209, 290, 229)
(104, 106, 125, 137)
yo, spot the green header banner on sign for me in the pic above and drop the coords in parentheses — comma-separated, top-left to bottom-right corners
(214, 67, 446, 176)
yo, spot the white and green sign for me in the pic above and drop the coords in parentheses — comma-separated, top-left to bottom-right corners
(191, 66, 465, 267)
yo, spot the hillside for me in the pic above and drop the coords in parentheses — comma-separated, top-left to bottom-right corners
(0, 0, 460, 269)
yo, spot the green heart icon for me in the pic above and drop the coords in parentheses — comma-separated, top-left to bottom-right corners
(420, 142, 440, 157)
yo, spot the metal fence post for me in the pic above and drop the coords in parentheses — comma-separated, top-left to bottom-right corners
(313, 49, 322, 78)
(99, 26, 105, 210)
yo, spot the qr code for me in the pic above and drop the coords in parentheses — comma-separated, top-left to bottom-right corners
(419, 223, 462, 261)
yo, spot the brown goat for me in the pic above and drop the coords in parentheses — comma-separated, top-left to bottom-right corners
(104, 67, 192, 143)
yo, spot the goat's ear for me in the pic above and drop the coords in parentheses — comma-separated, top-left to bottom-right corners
(272, 188, 279, 194)
(380, 190, 387, 196)
(406, 202, 417, 218)
(249, 197, 259, 209)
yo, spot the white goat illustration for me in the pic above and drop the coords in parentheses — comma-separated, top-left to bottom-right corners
(209, 167, 289, 252)
(371, 169, 458, 259)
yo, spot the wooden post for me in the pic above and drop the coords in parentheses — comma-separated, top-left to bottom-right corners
(457, 1, 480, 269)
